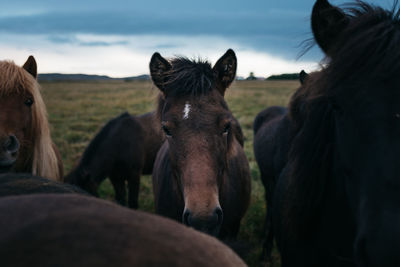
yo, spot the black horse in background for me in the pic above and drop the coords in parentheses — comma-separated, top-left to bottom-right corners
(273, 0, 400, 266)
(253, 70, 308, 262)
(65, 112, 164, 208)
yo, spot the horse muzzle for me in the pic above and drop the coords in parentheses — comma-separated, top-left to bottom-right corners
(182, 206, 223, 237)
(0, 135, 19, 172)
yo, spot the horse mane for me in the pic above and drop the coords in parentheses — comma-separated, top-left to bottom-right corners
(286, 1, 400, 234)
(325, 1, 400, 90)
(0, 60, 61, 181)
(286, 91, 335, 234)
(163, 57, 214, 97)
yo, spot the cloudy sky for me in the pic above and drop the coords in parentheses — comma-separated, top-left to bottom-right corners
(0, 0, 389, 78)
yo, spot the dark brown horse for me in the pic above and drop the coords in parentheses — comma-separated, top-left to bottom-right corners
(0, 173, 88, 197)
(150, 49, 251, 239)
(0, 194, 246, 267)
(273, 1, 400, 266)
(0, 56, 63, 180)
(65, 111, 164, 208)
(253, 71, 309, 261)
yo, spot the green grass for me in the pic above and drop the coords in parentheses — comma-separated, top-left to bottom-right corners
(41, 79, 299, 267)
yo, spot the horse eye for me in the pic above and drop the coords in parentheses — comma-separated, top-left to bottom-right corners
(162, 125, 172, 137)
(24, 98, 34, 107)
(223, 123, 231, 135)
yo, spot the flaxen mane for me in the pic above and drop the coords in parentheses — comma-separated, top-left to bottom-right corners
(0, 61, 61, 180)
(287, 1, 400, 233)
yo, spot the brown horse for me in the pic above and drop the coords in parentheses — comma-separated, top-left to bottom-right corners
(65, 111, 164, 208)
(150, 49, 251, 239)
(0, 194, 246, 267)
(0, 173, 88, 197)
(0, 56, 63, 180)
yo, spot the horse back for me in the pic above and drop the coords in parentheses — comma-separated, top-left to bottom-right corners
(0, 173, 88, 197)
(65, 112, 145, 184)
(253, 106, 287, 134)
(0, 194, 246, 267)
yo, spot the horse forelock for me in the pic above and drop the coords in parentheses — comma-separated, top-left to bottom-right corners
(328, 2, 400, 87)
(314, 2, 400, 96)
(163, 57, 214, 97)
(0, 60, 61, 181)
(0, 61, 35, 97)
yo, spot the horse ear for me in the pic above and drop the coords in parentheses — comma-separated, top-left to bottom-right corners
(213, 49, 237, 95)
(149, 52, 172, 93)
(23, 55, 37, 79)
(299, 70, 309, 85)
(311, 0, 349, 55)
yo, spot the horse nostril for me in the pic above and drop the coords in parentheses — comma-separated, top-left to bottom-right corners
(4, 135, 19, 154)
(182, 209, 192, 226)
(214, 207, 223, 226)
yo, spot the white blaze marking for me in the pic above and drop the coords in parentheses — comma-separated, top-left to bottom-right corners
(183, 102, 191, 119)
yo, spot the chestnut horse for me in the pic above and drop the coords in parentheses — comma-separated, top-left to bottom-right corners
(274, 0, 400, 266)
(0, 56, 63, 180)
(0, 194, 246, 267)
(150, 49, 251, 239)
(65, 111, 164, 208)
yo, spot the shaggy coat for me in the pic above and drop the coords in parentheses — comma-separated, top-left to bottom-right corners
(0, 56, 62, 180)
(273, 1, 400, 266)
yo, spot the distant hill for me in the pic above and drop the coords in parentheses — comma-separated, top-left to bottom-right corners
(266, 73, 299, 80)
(122, 75, 150, 81)
(38, 73, 150, 82)
(38, 72, 301, 82)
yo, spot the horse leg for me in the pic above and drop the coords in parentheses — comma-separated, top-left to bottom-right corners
(262, 206, 274, 265)
(110, 173, 126, 206)
(127, 169, 141, 209)
(260, 172, 275, 265)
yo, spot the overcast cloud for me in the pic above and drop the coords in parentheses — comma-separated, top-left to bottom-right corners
(0, 0, 389, 77)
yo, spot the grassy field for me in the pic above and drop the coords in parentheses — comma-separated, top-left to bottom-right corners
(41, 79, 299, 267)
